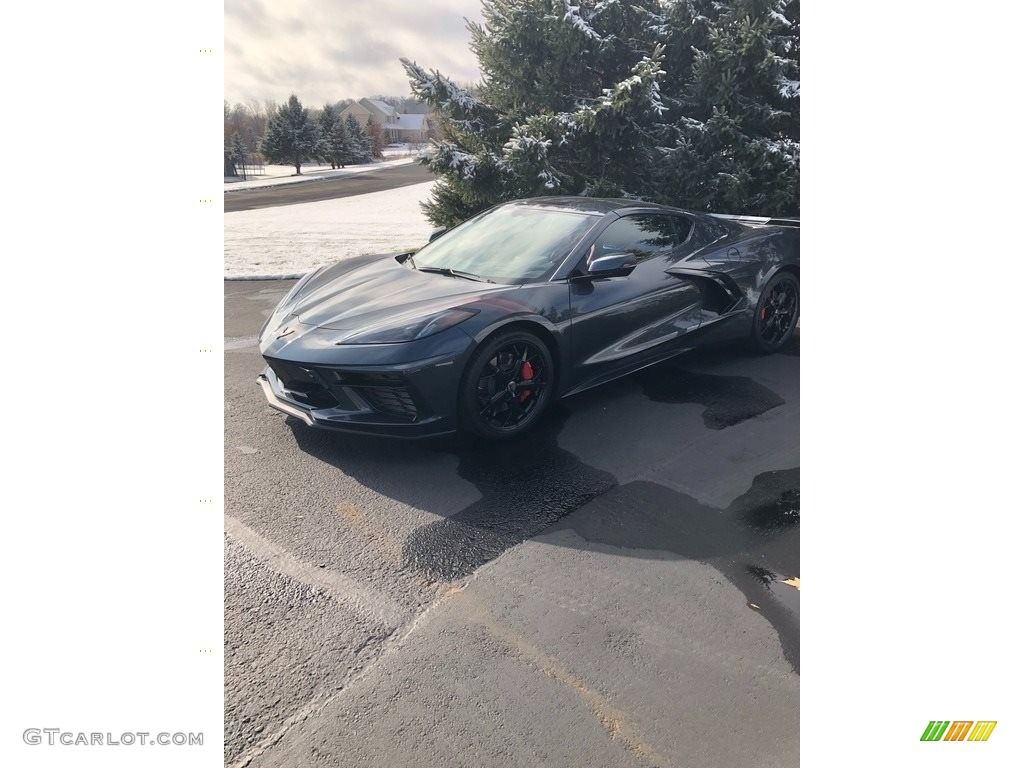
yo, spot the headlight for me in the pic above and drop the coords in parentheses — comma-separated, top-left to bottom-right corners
(334, 308, 477, 345)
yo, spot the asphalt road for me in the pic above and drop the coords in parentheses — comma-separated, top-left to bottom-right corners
(225, 280, 800, 768)
(223, 163, 436, 213)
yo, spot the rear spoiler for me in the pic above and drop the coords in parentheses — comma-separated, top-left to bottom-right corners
(709, 214, 799, 228)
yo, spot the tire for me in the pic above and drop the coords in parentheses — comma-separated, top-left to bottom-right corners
(459, 329, 555, 440)
(750, 270, 799, 353)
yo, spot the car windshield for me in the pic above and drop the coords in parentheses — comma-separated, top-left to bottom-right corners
(413, 205, 600, 283)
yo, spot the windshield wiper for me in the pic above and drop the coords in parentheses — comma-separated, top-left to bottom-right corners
(416, 266, 491, 283)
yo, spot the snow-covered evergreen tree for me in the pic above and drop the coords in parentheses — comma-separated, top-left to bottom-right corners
(655, 0, 799, 214)
(260, 95, 319, 174)
(230, 132, 248, 178)
(403, 0, 799, 226)
(344, 115, 374, 164)
(328, 118, 353, 167)
(318, 104, 339, 168)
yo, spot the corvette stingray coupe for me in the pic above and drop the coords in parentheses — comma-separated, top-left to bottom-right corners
(258, 197, 799, 439)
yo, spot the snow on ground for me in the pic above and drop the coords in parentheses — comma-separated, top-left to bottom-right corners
(224, 157, 413, 191)
(224, 181, 437, 278)
(381, 143, 428, 158)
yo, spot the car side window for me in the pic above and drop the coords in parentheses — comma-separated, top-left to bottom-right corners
(592, 214, 683, 264)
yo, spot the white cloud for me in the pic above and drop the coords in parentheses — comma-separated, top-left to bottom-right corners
(225, 0, 482, 105)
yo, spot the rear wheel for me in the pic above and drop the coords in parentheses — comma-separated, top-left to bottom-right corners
(751, 270, 799, 353)
(460, 330, 554, 439)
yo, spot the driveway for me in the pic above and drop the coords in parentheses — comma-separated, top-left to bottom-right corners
(225, 279, 799, 767)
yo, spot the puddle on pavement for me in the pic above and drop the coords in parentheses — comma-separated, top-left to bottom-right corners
(400, 348, 796, 583)
(737, 473, 800, 531)
(746, 565, 801, 616)
(550, 468, 801, 671)
(638, 364, 785, 429)
(402, 405, 617, 581)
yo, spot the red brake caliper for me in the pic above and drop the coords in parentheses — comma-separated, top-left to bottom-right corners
(518, 361, 534, 402)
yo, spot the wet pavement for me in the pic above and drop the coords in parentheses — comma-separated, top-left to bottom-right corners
(225, 279, 799, 767)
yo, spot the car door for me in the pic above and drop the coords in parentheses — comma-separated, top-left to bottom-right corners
(567, 213, 703, 391)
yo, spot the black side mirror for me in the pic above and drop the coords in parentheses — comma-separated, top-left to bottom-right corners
(586, 252, 637, 277)
(428, 226, 448, 242)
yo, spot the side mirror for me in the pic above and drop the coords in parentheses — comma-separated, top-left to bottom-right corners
(428, 226, 448, 242)
(586, 252, 637, 277)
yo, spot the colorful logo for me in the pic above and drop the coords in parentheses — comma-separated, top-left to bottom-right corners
(920, 721, 997, 742)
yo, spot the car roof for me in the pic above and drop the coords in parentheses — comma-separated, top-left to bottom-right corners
(505, 196, 686, 216)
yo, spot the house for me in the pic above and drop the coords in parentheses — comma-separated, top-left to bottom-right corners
(392, 112, 428, 142)
(339, 98, 429, 143)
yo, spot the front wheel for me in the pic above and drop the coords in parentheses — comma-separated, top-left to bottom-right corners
(459, 330, 554, 440)
(751, 271, 799, 353)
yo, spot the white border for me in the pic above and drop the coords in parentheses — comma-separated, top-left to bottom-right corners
(0, 2, 223, 765)
(803, 2, 1023, 764)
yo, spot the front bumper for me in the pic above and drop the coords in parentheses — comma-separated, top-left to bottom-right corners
(257, 353, 463, 438)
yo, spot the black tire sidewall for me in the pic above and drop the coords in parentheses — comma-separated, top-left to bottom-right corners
(751, 271, 799, 353)
(459, 330, 555, 439)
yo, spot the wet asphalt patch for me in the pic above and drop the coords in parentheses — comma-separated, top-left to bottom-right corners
(284, 404, 616, 584)
(402, 406, 617, 581)
(548, 468, 801, 671)
(638, 362, 785, 429)
(285, 342, 797, 644)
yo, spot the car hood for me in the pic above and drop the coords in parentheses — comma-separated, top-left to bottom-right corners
(288, 255, 514, 331)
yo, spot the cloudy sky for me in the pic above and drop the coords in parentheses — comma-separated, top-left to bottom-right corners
(225, 0, 483, 105)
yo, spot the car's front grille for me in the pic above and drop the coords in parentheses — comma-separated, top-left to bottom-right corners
(361, 386, 418, 421)
(265, 358, 339, 408)
(265, 359, 315, 387)
(266, 357, 422, 420)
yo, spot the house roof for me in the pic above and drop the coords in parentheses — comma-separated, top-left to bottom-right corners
(361, 98, 398, 117)
(394, 113, 426, 131)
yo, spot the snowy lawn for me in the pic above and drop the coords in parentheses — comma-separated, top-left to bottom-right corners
(224, 157, 413, 191)
(224, 180, 437, 278)
(381, 143, 428, 158)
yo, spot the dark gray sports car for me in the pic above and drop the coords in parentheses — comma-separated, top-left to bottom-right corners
(258, 197, 799, 439)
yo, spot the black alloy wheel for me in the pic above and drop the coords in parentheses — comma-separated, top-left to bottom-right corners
(460, 330, 554, 439)
(751, 271, 799, 352)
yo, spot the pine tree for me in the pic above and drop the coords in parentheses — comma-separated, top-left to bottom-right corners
(230, 133, 248, 179)
(403, 0, 799, 226)
(318, 105, 339, 168)
(344, 115, 373, 164)
(655, 0, 800, 214)
(328, 118, 353, 168)
(260, 94, 319, 174)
